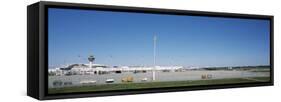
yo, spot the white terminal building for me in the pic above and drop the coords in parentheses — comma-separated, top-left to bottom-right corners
(48, 55, 184, 76)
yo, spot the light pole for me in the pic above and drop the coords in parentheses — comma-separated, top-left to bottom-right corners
(153, 35, 157, 81)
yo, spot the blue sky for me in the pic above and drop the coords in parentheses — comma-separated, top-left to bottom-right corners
(48, 8, 270, 68)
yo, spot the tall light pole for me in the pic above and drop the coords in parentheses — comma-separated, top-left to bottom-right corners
(153, 35, 157, 81)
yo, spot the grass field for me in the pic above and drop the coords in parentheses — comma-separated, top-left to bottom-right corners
(48, 77, 270, 94)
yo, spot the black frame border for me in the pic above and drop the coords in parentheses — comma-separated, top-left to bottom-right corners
(36, 1, 273, 100)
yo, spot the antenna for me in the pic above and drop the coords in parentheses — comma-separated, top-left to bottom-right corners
(78, 55, 81, 66)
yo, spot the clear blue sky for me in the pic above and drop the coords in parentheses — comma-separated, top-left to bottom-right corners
(48, 8, 270, 68)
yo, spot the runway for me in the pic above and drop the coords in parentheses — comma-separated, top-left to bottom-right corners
(48, 70, 270, 88)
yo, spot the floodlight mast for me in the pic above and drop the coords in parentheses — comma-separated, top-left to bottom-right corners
(153, 35, 157, 80)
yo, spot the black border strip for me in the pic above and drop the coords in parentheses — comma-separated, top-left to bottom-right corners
(39, 1, 274, 100)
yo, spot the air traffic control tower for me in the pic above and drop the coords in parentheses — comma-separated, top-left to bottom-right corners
(88, 55, 95, 68)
